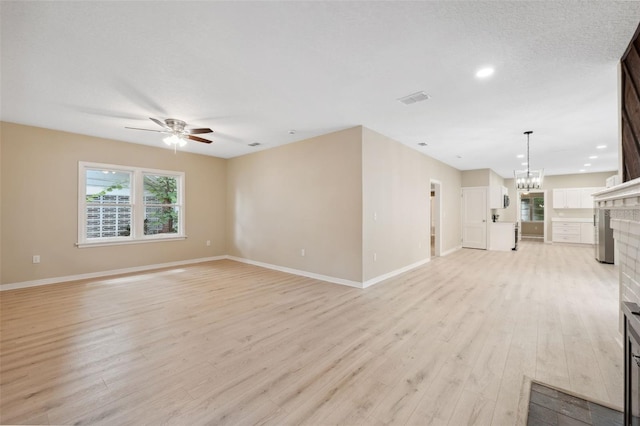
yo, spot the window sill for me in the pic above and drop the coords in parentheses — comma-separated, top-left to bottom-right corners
(76, 236, 187, 248)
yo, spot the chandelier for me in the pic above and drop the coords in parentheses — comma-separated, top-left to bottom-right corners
(514, 130, 543, 191)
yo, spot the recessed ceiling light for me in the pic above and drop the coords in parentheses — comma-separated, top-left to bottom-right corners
(418, 142, 428, 146)
(589, 155, 598, 159)
(596, 145, 607, 149)
(456, 155, 462, 159)
(288, 130, 296, 135)
(521, 162, 528, 166)
(475, 67, 495, 79)
(516, 154, 525, 159)
(579, 169, 586, 172)
(584, 163, 591, 167)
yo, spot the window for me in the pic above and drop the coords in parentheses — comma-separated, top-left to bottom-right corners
(520, 194, 544, 222)
(78, 162, 185, 247)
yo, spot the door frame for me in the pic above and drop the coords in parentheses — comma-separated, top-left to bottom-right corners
(516, 189, 549, 243)
(461, 186, 488, 249)
(430, 179, 442, 257)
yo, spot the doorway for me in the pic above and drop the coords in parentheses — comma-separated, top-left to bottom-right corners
(430, 180, 442, 257)
(518, 190, 547, 242)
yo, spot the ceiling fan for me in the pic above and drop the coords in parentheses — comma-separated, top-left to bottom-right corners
(126, 118, 214, 146)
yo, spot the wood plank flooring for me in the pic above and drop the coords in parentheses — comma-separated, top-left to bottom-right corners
(0, 241, 622, 425)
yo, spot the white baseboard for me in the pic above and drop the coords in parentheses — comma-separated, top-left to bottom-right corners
(441, 245, 462, 257)
(226, 256, 363, 288)
(362, 258, 430, 288)
(2, 254, 439, 292)
(0, 256, 226, 291)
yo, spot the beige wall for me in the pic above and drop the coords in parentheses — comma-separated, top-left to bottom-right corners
(226, 127, 364, 282)
(461, 169, 490, 187)
(2, 122, 463, 287)
(0, 123, 3, 282)
(461, 168, 504, 188)
(521, 222, 544, 236)
(502, 171, 616, 235)
(362, 128, 462, 281)
(1, 122, 227, 284)
(489, 169, 505, 188)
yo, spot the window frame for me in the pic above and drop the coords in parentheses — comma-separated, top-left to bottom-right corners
(520, 194, 544, 223)
(78, 161, 185, 248)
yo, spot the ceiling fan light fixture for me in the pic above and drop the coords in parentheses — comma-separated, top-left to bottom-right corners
(126, 118, 214, 147)
(163, 134, 187, 147)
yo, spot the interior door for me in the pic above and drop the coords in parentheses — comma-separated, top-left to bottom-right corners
(462, 187, 487, 249)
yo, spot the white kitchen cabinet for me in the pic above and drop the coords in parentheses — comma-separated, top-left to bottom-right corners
(489, 222, 516, 251)
(489, 186, 508, 209)
(579, 187, 605, 209)
(553, 187, 604, 209)
(552, 221, 581, 243)
(553, 189, 581, 208)
(580, 222, 595, 244)
(552, 219, 594, 244)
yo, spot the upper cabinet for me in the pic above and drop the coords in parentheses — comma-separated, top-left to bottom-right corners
(553, 188, 581, 208)
(489, 186, 508, 209)
(553, 187, 605, 209)
(579, 188, 596, 209)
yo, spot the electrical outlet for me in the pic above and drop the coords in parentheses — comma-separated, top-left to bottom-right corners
(32, 255, 40, 264)
(206, 240, 211, 246)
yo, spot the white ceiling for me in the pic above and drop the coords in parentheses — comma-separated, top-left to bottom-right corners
(2, 1, 639, 178)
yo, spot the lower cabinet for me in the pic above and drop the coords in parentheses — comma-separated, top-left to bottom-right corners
(489, 222, 516, 251)
(580, 222, 595, 244)
(552, 220, 594, 244)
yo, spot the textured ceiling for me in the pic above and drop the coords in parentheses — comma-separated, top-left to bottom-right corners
(2, 1, 639, 177)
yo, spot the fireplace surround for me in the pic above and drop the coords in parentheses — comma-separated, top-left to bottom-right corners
(594, 177, 640, 424)
(622, 302, 640, 426)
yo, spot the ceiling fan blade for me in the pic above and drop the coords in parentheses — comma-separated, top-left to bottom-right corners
(187, 135, 213, 144)
(125, 126, 169, 133)
(187, 128, 213, 134)
(149, 117, 170, 129)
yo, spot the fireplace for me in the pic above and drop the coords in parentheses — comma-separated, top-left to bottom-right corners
(593, 178, 640, 425)
(623, 302, 640, 426)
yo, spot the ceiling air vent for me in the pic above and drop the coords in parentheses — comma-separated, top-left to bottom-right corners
(398, 91, 430, 105)
(248, 142, 261, 147)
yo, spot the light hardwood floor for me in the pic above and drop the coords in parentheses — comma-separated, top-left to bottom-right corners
(0, 241, 622, 425)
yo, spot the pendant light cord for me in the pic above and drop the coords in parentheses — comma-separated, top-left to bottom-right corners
(524, 131, 533, 191)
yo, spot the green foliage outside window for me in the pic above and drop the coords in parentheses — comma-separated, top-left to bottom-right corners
(144, 175, 178, 235)
(520, 195, 544, 222)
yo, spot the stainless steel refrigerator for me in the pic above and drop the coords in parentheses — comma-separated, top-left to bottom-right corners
(595, 209, 614, 264)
